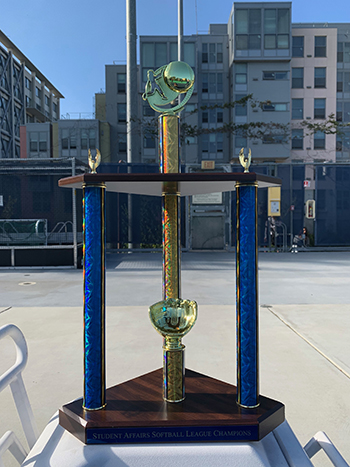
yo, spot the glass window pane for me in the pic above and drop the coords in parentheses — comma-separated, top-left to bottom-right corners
(277, 9, 289, 34)
(315, 36, 326, 57)
(264, 9, 276, 34)
(184, 43, 195, 67)
(209, 43, 215, 63)
(344, 102, 350, 122)
(277, 34, 289, 49)
(236, 74, 247, 84)
(275, 103, 287, 111)
(337, 42, 343, 63)
(142, 43, 155, 67)
(209, 108, 216, 123)
(292, 68, 303, 88)
(344, 72, 350, 93)
(265, 35, 276, 49)
(314, 131, 325, 149)
(236, 35, 248, 50)
(292, 36, 304, 57)
(249, 9, 261, 33)
(155, 43, 167, 67)
(209, 73, 216, 93)
(314, 98, 326, 119)
(315, 67, 326, 88)
(217, 73, 223, 92)
(292, 99, 303, 119)
(292, 129, 303, 149)
(170, 43, 177, 62)
(249, 35, 261, 50)
(236, 10, 248, 34)
(235, 94, 247, 116)
(235, 135, 247, 148)
(344, 43, 350, 63)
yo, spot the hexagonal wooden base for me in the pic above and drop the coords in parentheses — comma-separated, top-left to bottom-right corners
(59, 369, 284, 445)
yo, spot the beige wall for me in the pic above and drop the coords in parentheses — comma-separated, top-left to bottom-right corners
(291, 28, 337, 162)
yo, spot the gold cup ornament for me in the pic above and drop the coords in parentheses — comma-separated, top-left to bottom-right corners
(149, 298, 197, 402)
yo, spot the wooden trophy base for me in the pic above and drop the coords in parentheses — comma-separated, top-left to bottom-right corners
(59, 369, 284, 445)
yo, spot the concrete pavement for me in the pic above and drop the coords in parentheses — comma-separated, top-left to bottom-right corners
(0, 251, 349, 467)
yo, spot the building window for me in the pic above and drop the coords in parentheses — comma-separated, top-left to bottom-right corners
(202, 111, 208, 123)
(25, 77, 31, 89)
(236, 9, 261, 50)
(291, 129, 303, 149)
(45, 95, 50, 106)
(141, 42, 167, 81)
(336, 134, 342, 151)
(263, 8, 289, 50)
(202, 134, 209, 153)
(314, 131, 325, 149)
(118, 134, 126, 153)
(235, 63, 247, 84)
(337, 71, 343, 92)
(217, 43, 223, 63)
(118, 103, 126, 123)
(53, 102, 57, 113)
(262, 134, 285, 144)
(217, 110, 223, 123)
(292, 36, 304, 57)
(344, 72, 350, 93)
(262, 71, 288, 80)
(217, 73, 223, 92)
(117, 74, 126, 93)
(262, 102, 288, 111)
(70, 130, 77, 149)
(338, 42, 343, 62)
(292, 68, 303, 88)
(336, 102, 342, 122)
(235, 94, 248, 116)
(314, 98, 326, 119)
(209, 43, 216, 63)
(25, 96, 31, 107)
(292, 99, 303, 119)
(184, 43, 196, 67)
(344, 102, 350, 122)
(143, 134, 156, 148)
(39, 132, 47, 152)
(202, 43, 208, 63)
(81, 129, 96, 150)
(202, 73, 208, 93)
(209, 109, 216, 123)
(235, 133, 247, 148)
(29, 132, 38, 152)
(315, 36, 326, 57)
(35, 87, 41, 98)
(209, 73, 216, 93)
(314, 68, 326, 88)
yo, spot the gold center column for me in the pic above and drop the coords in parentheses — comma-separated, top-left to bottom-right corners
(160, 114, 183, 402)
(160, 114, 181, 300)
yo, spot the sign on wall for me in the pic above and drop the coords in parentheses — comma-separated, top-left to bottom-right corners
(192, 192, 223, 205)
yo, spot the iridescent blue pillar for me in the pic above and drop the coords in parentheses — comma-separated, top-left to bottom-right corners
(236, 182, 259, 408)
(83, 184, 106, 410)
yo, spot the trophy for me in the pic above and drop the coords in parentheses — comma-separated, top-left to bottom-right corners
(58, 61, 284, 445)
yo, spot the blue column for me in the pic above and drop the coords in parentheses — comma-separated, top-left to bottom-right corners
(83, 184, 106, 410)
(236, 183, 259, 408)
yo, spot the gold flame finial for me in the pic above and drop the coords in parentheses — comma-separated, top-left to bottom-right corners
(88, 148, 101, 174)
(239, 148, 251, 173)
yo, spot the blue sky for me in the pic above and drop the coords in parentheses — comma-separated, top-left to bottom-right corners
(1, 0, 349, 115)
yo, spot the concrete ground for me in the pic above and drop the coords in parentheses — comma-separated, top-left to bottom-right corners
(0, 251, 349, 467)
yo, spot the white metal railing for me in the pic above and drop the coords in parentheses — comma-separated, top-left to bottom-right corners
(304, 431, 349, 467)
(0, 324, 38, 465)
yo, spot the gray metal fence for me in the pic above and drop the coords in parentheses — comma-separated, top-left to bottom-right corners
(0, 160, 349, 267)
(0, 158, 87, 267)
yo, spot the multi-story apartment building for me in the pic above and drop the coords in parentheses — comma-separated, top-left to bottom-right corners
(0, 30, 63, 159)
(96, 2, 350, 166)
